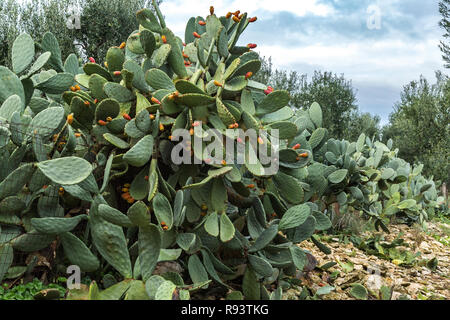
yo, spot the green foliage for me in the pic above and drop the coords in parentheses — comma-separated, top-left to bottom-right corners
(0, 279, 66, 300)
(439, 0, 450, 68)
(382, 73, 450, 184)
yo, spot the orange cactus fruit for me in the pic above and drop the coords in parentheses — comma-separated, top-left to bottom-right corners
(151, 97, 161, 105)
(75, 85, 81, 91)
(246, 184, 255, 189)
(75, 133, 81, 138)
(144, 175, 149, 181)
(123, 113, 131, 121)
(88, 57, 95, 63)
(98, 120, 107, 126)
(104, 61, 108, 68)
(67, 114, 74, 125)
(193, 32, 201, 39)
(232, 16, 240, 23)
(161, 35, 167, 44)
(292, 143, 301, 150)
(122, 188, 129, 193)
(94, 99, 98, 104)
(189, 128, 194, 136)
(248, 17, 257, 23)
(168, 135, 174, 141)
(106, 116, 112, 122)
(201, 204, 208, 211)
(84, 101, 90, 106)
(198, 20, 206, 26)
(149, 114, 155, 120)
(42, 185, 48, 189)
(247, 43, 257, 49)
(159, 123, 164, 131)
(70, 86, 76, 92)
(299, 152, 308, 158)
(192, 121, 201, 127)
(228, 124, 235, 129)
(182, 52, 189, 58)
(226, 12, 232, 19)
(113, 71, 121, 76)
(210, 6, 214, 15)
(213, 80, 223, 87)
(245, 71, 253, 79)
(264, 86, 274, 95)
(127, 198, 135, 204)
(233, 10, 241, 17)
(221, 160, 227, 166)
(119, 42, 126, 49)
(257, 136, 264, 145)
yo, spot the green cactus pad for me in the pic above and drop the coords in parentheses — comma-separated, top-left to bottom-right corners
(152, 44, 171, 68)
(138, 224, 161, 282)
(288, 215, 316, 243)
(278, 204, 311, 230)
(26, 52, 51, 78)
(106, 47, 125, 75)
(90, 197, 133, 278)
(41, 32, 64, 72)
(145, 68, 175, 91)
(309, 127, 327, 150)
(37, 157, 92, 185)
(0, 95, 23, 122)
(177, 93, 216, 107)
(0, 163, 35, 200)
(60, 232, 100, 272)
(152, 193, 174, 230)
(137, 8, 162, 33)
(30, 215, 87, 234)
(161, 27, 188, 78)
(12, 33, 35, 74)
(64, 54, 80, 76)
(248, 254, 273, 277)
(0, 67, 25, 106)
(103, 82, 135, 102)
(309, 102, 323, 128)
(95, 98, 120, 121)
(256, 90, 290, 115)
(83, 63, 112, 81)
(204, 212, 219, 237)
(248, 224, 278, 253)
(175, 79, 205, 94)
(328, 169, 348, 184)
(98, 204, 133, 227)
(123, 135, 154, 167)
(36, 73, 74, 94)
(10, 231, 55, 252)
(0, 244, 13, 282)
(89, 74, 108, 100)
(242, 267, 260, 300)
(127, 201, 150, 227)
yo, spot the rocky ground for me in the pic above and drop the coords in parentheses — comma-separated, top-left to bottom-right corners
(293, 221, 450, 300)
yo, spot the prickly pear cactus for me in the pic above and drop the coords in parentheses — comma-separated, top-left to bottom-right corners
(0, 1, 445, 300)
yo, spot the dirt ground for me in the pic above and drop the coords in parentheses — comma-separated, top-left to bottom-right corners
(292, 222, 450, 300)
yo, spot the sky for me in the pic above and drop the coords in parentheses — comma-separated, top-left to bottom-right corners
(159, 0, 445, 124)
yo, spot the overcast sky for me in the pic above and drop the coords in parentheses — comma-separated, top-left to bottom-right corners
(160, 0, 445, 124)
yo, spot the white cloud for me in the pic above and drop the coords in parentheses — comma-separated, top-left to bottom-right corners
(160, 0, 334, 35)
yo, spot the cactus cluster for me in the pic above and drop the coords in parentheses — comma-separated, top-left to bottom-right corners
(0, 1, 446, 299)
